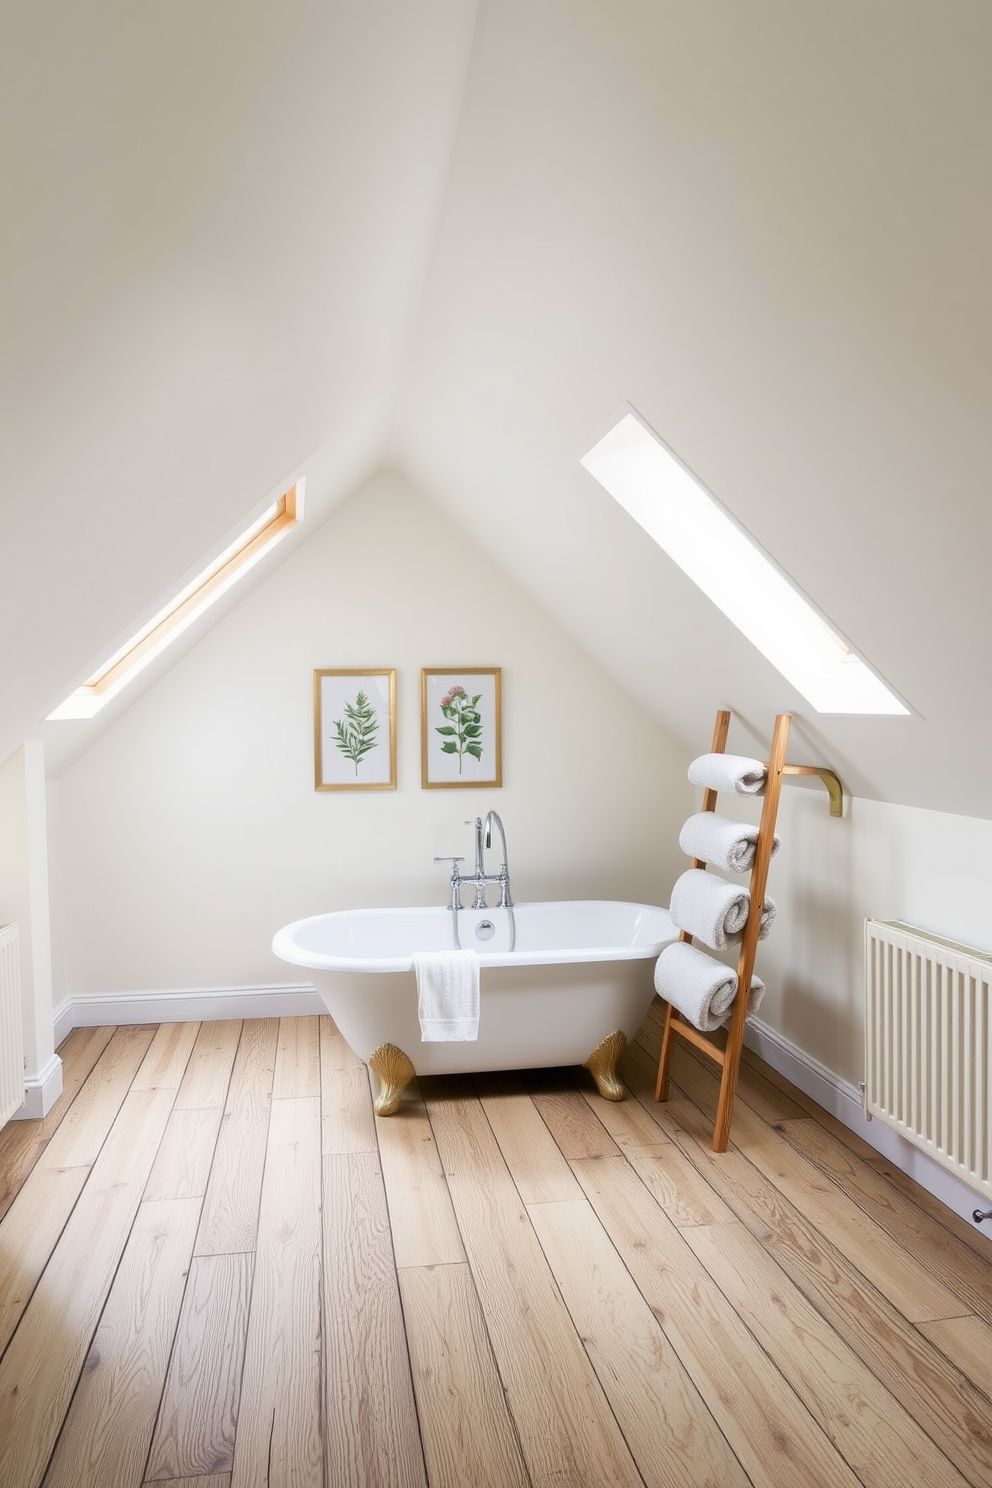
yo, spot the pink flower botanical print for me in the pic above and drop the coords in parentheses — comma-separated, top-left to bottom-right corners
(435, 685, 483, 773)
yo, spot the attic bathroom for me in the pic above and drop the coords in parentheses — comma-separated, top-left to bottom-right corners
(2, 3, 992, 1486)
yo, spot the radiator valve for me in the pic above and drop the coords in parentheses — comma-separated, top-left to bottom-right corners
(973, 1209, 992, 1225)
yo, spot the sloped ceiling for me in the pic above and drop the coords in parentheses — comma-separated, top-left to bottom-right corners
(1, 0, 478, 764)
(4, 2, 992, 816)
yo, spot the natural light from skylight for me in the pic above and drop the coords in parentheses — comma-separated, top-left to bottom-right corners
(47, 481, 303, 720)
(580, 413, 908, 715)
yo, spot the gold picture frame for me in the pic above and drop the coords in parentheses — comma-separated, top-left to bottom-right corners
(314, 669, 397, 790)
(421, 667, 502, 789)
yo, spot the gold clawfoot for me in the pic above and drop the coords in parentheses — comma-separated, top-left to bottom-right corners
(584, 1030, 628, 1101)
(368, 1043, 416, 1116)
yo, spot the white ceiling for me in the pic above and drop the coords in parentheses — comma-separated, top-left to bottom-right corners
(4, 1, 991, 815)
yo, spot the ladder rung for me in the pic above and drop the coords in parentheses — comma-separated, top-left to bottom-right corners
(669, 1016, 727, 1066)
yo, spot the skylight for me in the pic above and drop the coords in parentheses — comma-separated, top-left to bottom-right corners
(47, 482, 304, 721)
(580, 413, 908, 716)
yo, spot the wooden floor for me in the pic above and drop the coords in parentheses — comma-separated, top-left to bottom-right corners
(1, 1006, 991, 1488)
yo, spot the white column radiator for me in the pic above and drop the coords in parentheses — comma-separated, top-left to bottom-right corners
(0, 924, 24, 1127)
(865, 919, 992, 1203)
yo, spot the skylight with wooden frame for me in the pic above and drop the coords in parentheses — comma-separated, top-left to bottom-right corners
(47, 482, 303, 721)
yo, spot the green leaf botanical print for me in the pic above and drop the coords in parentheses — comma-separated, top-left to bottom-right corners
(436, 685, 484, 774)
(332, 690, 380, 775)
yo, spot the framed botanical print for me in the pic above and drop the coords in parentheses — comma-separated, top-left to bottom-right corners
(421, 667, 502, 789)
(314, 669, 397, 790)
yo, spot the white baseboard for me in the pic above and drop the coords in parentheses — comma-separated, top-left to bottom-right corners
(745, 1017, 991, 1243)
(10, 1053, 64, 1120)
(52, 983, 323, 1048)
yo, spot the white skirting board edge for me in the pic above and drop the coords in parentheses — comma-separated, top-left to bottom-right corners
(48, 986, 989, 1241)
(744, 1017, 992, 1243)
(52, 983, 323, 1048)
(10, 1053, 64, 1121)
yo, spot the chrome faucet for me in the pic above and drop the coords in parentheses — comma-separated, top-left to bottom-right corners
(433, 813, 515, 951)
(483, 810, 513, 908)
(433, 814, 513, 911)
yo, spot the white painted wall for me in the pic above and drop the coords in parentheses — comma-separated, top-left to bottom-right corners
(0, 741, 58, 1101)
(52, 471, 692, 996)
(718, 784, 992, 1089)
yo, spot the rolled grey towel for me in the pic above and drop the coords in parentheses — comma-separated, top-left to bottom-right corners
(669, 868, 777, 951)
(688, 752, 767, 797)
(670, 869, 747, 950)
(654, 940, 765, 1032)
(679, 812, 781, 874)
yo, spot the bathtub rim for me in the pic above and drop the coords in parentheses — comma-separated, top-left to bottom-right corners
(272, 899, 674, 974)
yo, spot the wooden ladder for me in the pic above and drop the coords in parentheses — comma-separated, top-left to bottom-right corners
(654, 709, 791, 1152)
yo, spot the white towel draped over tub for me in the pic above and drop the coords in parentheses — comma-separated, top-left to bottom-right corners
(654, 940, 765, 1032)
(669, 868, 776, 951)
(688, 752, 768, 798)
(414, 949, 480, 1040)
(679, 812, 781, 874)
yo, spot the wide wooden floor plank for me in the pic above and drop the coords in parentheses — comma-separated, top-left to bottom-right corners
(147, 1253, 254, 1482)
(577, 1068, 678, 1150)
(35, 1025, 158, 1170)
(739, 1042, 911, 1168)
(319, 1018, 377, 1156)
(131, 1022, 201, 1092)
(670, 1043, 969, 1324)
(1, 1027, 159, 1358)
(55, 1023, 117, 1084)
(0, 1025, 114, 1220)
(529, 1196, 750, 1488)
(174, 1021, 242, 1111)
(0, 1162, 90, 1358)
(778, 1114, 992, 1325)
(272, 1016, 320, 1100)
(145, 1106, 224, 1202)
(323, 1151, 427, 1488)
(623, 1140, 738, 1228)
(41, 1197, 201, 1488)
(0, 1086, 178, 1488)
(423, 1078, 644, 1488)
(861, 1153, 992, 1260)
(524, 1074, 621, 1160)
(231, 1097, 322, 1488)
(739, 1035, 992, 1262)
(919, 1312, 992, 1401)
(622, 1049, 992, 1488)
(375, 1082, 465, 1269)
(399, 1263, 529, 1488)
(668, 1085, 992, 1487)
(743, 1041, 992, 1271)
(684, 1218, 972, 1488)
(195, 1020, 277, 1257)
(572, 1153, 862, 1488)
(475, 1071, 581, 1205)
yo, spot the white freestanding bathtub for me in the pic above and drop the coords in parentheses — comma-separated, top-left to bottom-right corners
(272, 900, 676, 1112)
